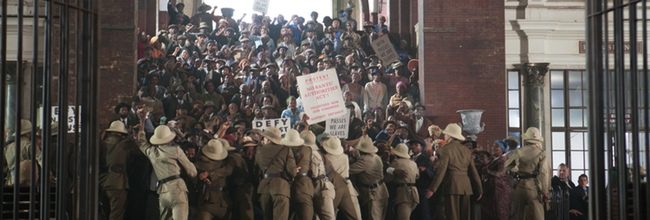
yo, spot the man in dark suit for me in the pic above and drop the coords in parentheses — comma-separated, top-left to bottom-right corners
(409, 139, 434, 220)
(162, 86, 192, 120)
(412, 104, 433, 138)
(569, 174, 588, 220)
(114, 102, 139, 133)
(425, 123, 483, 220)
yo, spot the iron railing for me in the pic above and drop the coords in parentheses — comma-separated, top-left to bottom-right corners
(0, 0, 99, 219)
(587, 0, 650, 219)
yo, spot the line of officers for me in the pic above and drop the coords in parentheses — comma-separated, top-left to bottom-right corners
(100, 110, 491, 220)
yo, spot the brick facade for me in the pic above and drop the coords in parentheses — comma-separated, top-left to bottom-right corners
(420, 0, 506, 145)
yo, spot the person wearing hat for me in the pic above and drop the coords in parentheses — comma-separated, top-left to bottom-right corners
(195, 138, 234, 220)
(385, 144, 420, 219)
(407, 139, 434, 220)
(167, 1, 189, 26)
(135, 110, 197, 220)
(99, 120, 138, 220)
(425, 123, 483, 220)
(505, 127, 550, 220)
(320, 135, 362, 220)
(224, 137, 254, 220)
(255, 127, 298, 220)
(114, 102, 138, 133)
(412, 104, 433, 138)
(363, 67, 387, 112)
(281, 129, 314, 219)
(190, 4, 215, 32)
(4, 119, 41, 186)
(349, 135, 389, 220)
(300, 131, 336, 220)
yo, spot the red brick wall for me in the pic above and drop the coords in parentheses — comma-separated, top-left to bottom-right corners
(97, 0, 138, 130)
(421, 0, 506, 146)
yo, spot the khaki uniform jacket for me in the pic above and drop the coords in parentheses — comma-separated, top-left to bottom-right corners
(255, 143, 297, 197)
(292, 146, 314, 203)
(195, 154, 233, 206)
(428, 140, 483, 196)
(386, 158, 420, 205)
(504, 143, 550, 192)
(324, 153, 358, 201)
(350, 153, 388, 202)
(100, 133, 137, 190)
(136, 132, 197, 194)
(4, 137, 41, 186)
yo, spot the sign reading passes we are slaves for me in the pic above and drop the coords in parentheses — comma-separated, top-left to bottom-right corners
(252, 118, 290, 135)
(371, 35, 400, 65)
(252, 0, 270, 14)
(324, 111, 349, 139)
(296, 69, 347, 124)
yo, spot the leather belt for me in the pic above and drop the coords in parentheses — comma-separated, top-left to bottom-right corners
(515, 173, 537, 180)
(312, 175, 328, 181)
(264, 172, 283, 179)
(396, 183, 417, 187)
(359, 180, 384, 189)
(158, 175, 181, 185)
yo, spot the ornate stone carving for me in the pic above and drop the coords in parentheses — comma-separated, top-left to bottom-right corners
(523, 62, 550, 86)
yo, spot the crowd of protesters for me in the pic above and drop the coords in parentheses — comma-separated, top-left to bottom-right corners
(0, 2, 597, 220)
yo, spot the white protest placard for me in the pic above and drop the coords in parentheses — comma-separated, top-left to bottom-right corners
(296, 69, 347, 124)
(160, 0, 169, 11)
(371, 35, 400, 65)
(51, 106, 81, 133)
(252, 0, 270, 14)
(252, 118, 290, 135)
(324, 111, 349, 139)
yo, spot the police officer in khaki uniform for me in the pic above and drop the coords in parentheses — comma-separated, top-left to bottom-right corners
(301, 131, 336, 220)
(286, 129, 315, 220)
(4, 119, 41, 186)
(349, 135, 389, 220)
(226, 137, 255, 220)
(100, 121, 137, 220)
(505, 127, 550, 220)
(195, 139, 233, 220)
(136, 111, 197, 220)
(386, 143, 420, 219)
(321, 135, 362, 220)
(425, 123, 483, 220)
(255, 127, 298, 220)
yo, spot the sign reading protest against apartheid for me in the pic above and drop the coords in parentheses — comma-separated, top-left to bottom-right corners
(296, 69, 347, 124)
(252, 118, 291, 135)
(252, 0, 270, 14)
(371, 35, 400, 65)
(324, 111, 349, 139)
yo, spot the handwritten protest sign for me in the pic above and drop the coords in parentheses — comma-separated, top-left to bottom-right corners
(325, 112, 349, 139)
(51, 106, 81, 133)
(253, 0, 270, 14)
(252, 118, 290, 135)
(371, 35, 400, 65)
(296, 69, 347, 124)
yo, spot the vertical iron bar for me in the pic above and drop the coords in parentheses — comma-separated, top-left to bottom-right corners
(14, 0, 24, 219)
(628, 2, 641, 220)
(40, 0, 52, 219)
(76, 0, 86, 217)
(587, 0, 606, 219)
(0, 0, 8, 215)
(55, 2, 69, 219)
(643, 0, 650, 215)
(613, 0, 628, 219)
(89, 0, 99, 216)
(29, 0, 40, 218)
(602, 0, 615, 219)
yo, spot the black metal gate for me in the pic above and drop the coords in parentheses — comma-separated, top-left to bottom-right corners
(1, 0, 99, 219)
(587, 0, 650, 219)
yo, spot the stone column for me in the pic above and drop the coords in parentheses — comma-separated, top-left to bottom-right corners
(522, 62, 549, 131)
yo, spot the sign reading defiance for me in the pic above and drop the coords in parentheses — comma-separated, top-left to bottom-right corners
(296, 69, 347, 124)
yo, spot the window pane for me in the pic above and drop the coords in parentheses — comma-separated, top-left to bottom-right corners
(582, 70, 588, 89)
(508, 71, 520, 90)
(552, 132, 566, 150)
(551, 90, 565, 107)
(570, 132, 585, 150)
(552, 151, 566, 169)
(552, 109, 565, 127)
(571, 151, 586, 170)
(509, 91, 519, 108)
(570, 109, 584, 127)
(551, 71, 564, 89)
(568, 71, 583, 89)
(569, 90, 584, 107)
(509, 110, 520, 128)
